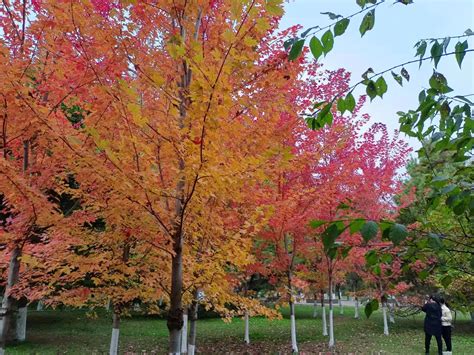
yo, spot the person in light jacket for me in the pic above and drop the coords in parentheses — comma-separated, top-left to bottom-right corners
(421, 295, 443, 355)
(439, 297, 452, 355)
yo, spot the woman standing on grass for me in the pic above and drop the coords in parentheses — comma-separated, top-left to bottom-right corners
(439, 297, 453, 355)
(421, 295, 443, 355)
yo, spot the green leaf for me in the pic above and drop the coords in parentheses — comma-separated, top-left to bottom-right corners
(334, 18, 350, 37)
(340, 245, 351, 259)
(289, 39, 305, 61)
(362, 67, 374, 79)
(283, 38, 296, 51)
(337, 97, 346, 113)
(349, 218, 366, 234)
(441, 275, 453, 288)
(401, 68, 410, 81)
(359, 10, 375, 37)
(440, 184, 456, 194)
(429, 71, 448, 92)
(345, 92, 356, 112)
(309, 36, 324, 61)
(419, 270, 429, 280)
(309, 220, 326, 228)
(321, 30, 334, 55)
(380, 253, 393, 264)
(327, 246, 338, 260)
(300, 26, 319, 39)
(322, 223, 344, 251)
(389, 224, 408, 245)
(455, 40, 468, 68)
(361, 221, 378, 242)
(440, 101, 451, 120)
(375, 76, 387, 97)
(365, 250, 378, 266)
(356, 0, 366, 8)
(453, 202, 466, 215)
(430, 41, 442, 68)
(391, 71, 403, 86)
(366, 80, 377, 101)
(320, 11, 342, 20)
(317, 103, 334, 125)
(365, 299, 379, 318)
(416, 40, 427, 57)
(428, 233, 443, 250)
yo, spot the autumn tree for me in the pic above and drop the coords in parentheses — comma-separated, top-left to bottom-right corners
(20, 1, 313, 352)
(0, 0, 73, 350)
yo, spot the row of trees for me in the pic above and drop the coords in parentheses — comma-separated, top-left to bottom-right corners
(0, 0, 471, 354)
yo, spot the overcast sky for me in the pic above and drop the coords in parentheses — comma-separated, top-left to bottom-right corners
(279, 0, 474, 150)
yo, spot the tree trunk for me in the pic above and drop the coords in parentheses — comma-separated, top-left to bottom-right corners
(15, 306, 27, 342)
(312, 292, 318, 318)
(289, 301, 298, 353)
(0, 246, 21, 353)
(328, 278, 334, 348)
(36, 301, 43, 311)
(188, 297, 198, 355)
(109, 311, 120, 355)
(389, 303, 395, 324)
(242, 311, 249, 344)
(180, 308, 188, 353)
(166, 9, 201, 352)
(338, 287, 343, 315)
(168, 231, 184, 354)
(321, 291, 328, 336)
(382, 301, 389, 335)
(354, 297, 359, 319)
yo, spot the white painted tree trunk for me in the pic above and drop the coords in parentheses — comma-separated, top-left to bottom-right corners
(109, 312, 120, 355)
(36, 301, 43, 311)
(290, 302, 298, 353)
(339, 298, 343, 315)
(328, 308, 334, 348)
(322, 305, 328, 336)
(15, 307, 27, 341)
(382, 303, 389, 335)
(188, 300, 198, 355)
(354, 298, 359, 319)
(328, 280, 335, 348)
(106, 299, 111, 312)
(244, 311, 250, 344)
(180, 311, 188, 353)
(313, 300, 318, 318)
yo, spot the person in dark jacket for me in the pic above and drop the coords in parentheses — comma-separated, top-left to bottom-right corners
(422, 295, 443, 355)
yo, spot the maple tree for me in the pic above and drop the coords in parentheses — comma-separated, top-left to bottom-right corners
(0, 0, 74, 349)
(304, 113, 410, 347)
(4, 0, 319, 352)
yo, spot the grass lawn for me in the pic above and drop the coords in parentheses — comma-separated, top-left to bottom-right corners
(6, 304, 474, 354)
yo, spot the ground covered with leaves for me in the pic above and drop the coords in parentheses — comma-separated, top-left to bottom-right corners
(7, 305, 474, 354)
